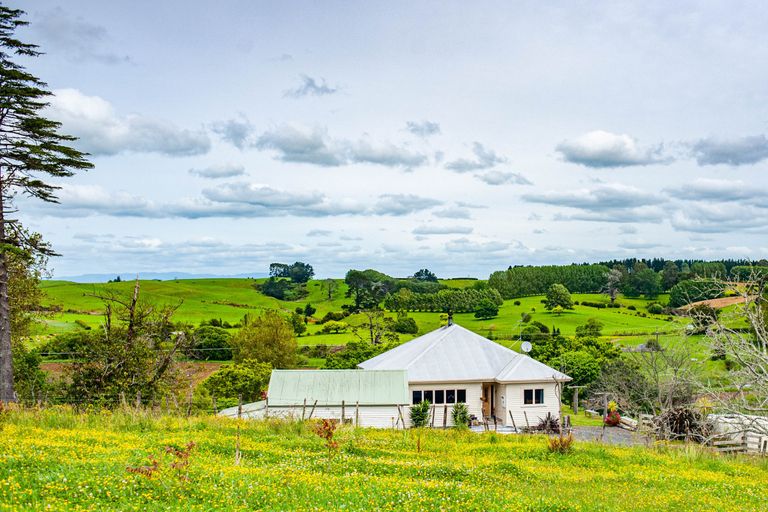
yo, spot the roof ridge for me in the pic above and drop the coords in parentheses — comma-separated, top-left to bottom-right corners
(402, 324, 457, 369)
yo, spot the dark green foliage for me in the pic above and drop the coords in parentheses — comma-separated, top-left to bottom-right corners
(257, 277, 308, 301)
(410, 400, 431, 428)
(39, 331, 97, 359)
(451, 402, 470, 428)
(574, 318, 602, 338)
(621, 262, 661, 298)
(530, 333, 621, 371)
(513, 300, 521, 306)
(392, 313, 418, 334)
(269, 262, 314, 283)
(690, 262, 726, 279)
(473, 298, 499, 319)
(11, 343, 47, 403)
(545, 284, 573, 310)
(303, 303, 316, 317)
(661, 261, 679, 290)
(412, 268, 438, 282)
(383, 287, 503, 313)
(551, 350, 600, 387)
(730, 265, 768, 281)
(200, 360, 272, 402)
(668, 279, 724, 308)
(344, 269, 397, 311)
(647, 303, 664, 314)
(318, 311, 348, 324)
(579, 300, 606, 309)
(188, 326, 232, 361)
(290, 312, 307, 335)
(324, 341, 399, 369)
(488, 264, 609, 299)
(627, 305, 636, 311)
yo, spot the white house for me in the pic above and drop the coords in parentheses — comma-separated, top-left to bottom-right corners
(221, 322, 570, 429)
(358, 322, 571, 428)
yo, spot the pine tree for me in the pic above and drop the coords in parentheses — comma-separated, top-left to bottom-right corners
(0, 6, 93, 401)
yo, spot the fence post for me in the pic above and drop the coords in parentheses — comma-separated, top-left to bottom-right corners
(523, 411, 530, 430)
(302, 398, 307, 421)
(355, 401, 360, 427)
(509, 411, 517, 432)
(308, 400, 317, 420)
(237, 394, 243, 419)
(443, 403, 448, 428)
(341, 400, 345, 423)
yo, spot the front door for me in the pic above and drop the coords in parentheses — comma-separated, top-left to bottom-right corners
(482, 383, 492, 418)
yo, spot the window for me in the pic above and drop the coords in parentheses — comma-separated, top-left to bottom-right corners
(524, 388, 544, 405)
(412, 390, 422, 405)
(457, 389, 466, 403)
(446, 389, 456, 404)
(423, 390, 433, 404)
(435, 390, 445, 404)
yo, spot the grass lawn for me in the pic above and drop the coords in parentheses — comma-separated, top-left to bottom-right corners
(1, 407, 766, 511)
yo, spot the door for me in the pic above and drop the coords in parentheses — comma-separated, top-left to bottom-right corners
(482, 383, 491, 418)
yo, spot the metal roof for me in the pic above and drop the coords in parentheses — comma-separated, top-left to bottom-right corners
(267, 369, 409, 406)
(358, 323, 571, 383)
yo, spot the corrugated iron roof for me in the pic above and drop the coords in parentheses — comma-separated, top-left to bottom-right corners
(267, 369, 409, 406)
(358, 323, 571, 383)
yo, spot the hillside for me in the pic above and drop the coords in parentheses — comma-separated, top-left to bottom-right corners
(1, 408, 765, 511)
(38, 278, 684, 343)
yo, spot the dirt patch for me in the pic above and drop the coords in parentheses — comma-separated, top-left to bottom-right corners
(682, 296, 747, 310)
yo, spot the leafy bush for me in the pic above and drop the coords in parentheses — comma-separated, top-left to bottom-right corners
(200, 360, 272, 402)
(647, 303, 664, 314)
(579, 300, 606, 309)
(320, 321, 349, 334)
(473, 298, 499, 319)
(451, 403, 470, 429)
(318, 311, 348, 324)
(39, 331, 96, 359)
(627, 305, 636, 311)
(189, 326, 232, 361)
(533, 412, 560, 434)
(392, 315, 418, 334)
(410, 400, 431, 428)
(668, 279, 724, 308)
(513, 300, 521, 306)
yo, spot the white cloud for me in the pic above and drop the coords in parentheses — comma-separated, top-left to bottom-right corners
(189, 164, 246, 179)
(691, 135, 768, 166)
(475, 171, 532, 186)
(406, 120, 441, 137)
(283, 74, 338, 98)
(412, 225, 473, 235)
(49, 89, 211, 156)
(556, 130, 669, 167)
(445, 142, 507, 172)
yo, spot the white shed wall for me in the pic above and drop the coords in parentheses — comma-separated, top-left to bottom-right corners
(503, 382, 561, 428)
(266, 405, 403, 428)
(408, 382, 483, 427)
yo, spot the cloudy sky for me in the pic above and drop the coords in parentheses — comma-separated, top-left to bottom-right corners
(12, 1, 768, 278)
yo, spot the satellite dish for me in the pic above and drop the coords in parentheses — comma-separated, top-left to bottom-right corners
(521, 341, 532, 353)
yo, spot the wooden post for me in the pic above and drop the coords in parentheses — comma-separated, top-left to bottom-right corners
(493, 416, 497, 431)
(341, 400, 346, 423)
(265, 397, 269, 418)
(443, 403, 448, 428)
(212, 396, 218, 414)
(523, 411, 530, 430)
(600, 395, 608, 442)
(355, 401, 360, 427)
(397, 405, 405, 429)
(301, 398, 307, 420)
(508, 411, 517, 432)
(430, 404, 436, 428)
(308, 400, 317, 420)
(572, 387, 580, 415)
(237, 394, 243, 419)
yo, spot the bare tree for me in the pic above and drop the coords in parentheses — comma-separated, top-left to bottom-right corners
(322, 278, 337, 301)
(601, 268, 623, 304)
(704, 272, 768, 436)
(352, 310, 398, 345)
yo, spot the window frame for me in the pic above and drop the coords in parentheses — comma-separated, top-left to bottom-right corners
(524, 388, 545, 405)
(412, 390, 423, 405)
(446, 389, 456, 404)
(457, 389, 466, 403)
(435, 390, 445, 404)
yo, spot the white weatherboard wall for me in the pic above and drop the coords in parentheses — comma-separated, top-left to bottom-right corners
(408, 383, 482, 427)
(504, 382, 561, 429)
(266, 405, 403, 428)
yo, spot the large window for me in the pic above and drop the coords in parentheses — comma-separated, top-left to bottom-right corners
(412, 388, 467, 405)
(524, 388, 544, 405)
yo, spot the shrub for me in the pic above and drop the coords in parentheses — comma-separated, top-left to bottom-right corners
(189, 326, 232, 361)
(451, 402, 470, 429)
(319, 311, 348, 324)
(392, 315, 418, 334)
(474, 298, 500, 319)
(580, 301, 606, 309)
(410, 400, 431, 428)
(668, 278, 724, 308)
(547, 433, 574, 454)
(320, 321, 349, 334)
(513, 300, 521, 306)
(604, 410, 621, 427)
(533, 412, 560, 434)
(627, 305, 636, 311)
(647, 303, 664, 314)
(200, 360, 272, 402)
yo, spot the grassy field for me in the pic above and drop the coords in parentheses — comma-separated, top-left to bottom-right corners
(1, 407, 765, 511)
(38, 279, 685, 341)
